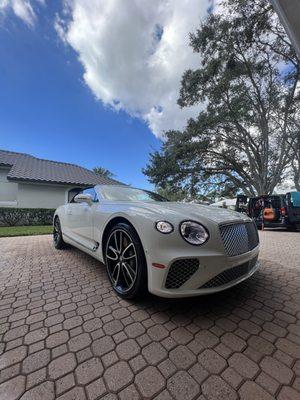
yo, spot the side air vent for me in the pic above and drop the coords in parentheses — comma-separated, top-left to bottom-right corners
(165, 259, 199, 289)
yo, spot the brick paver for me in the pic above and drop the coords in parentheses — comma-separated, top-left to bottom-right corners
(0, 230, 299, 399)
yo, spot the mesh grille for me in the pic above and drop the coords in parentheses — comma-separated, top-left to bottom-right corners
(200, 256, 258, 289)
(246, 222, 260, 251)
(219, 221, 259, 257)
(165, 259, 199, 289)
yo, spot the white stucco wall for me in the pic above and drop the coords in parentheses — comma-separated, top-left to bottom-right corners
(17, 183, 71, 208)
(0, 168, 10, 182)
(0, 166, 79, 208)
(0, 167, 18, 205)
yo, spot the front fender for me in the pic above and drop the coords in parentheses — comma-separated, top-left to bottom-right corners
(95, 210, 154, 259)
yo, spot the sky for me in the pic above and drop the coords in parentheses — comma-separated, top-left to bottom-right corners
(0, 0, 213, 188)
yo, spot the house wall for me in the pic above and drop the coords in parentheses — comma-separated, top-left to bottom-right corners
(0, 166, 81, 208)
(17, 183, 71, 208)
(0, 168, 9, 181)
(0, 167, 18, 206)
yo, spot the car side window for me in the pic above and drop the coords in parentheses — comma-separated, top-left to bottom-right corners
(82, 187, 99, 202)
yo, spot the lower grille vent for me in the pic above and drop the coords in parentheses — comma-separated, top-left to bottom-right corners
(200, 256, 258, 289)
(165, 259, 199, 289)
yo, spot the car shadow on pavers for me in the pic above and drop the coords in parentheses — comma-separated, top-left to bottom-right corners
(0, 236, 299, 400)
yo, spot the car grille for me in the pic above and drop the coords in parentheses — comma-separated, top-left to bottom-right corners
(200, 256, 258, 289)
(219, 221, 259, 257)
(165, 259, 199, 289)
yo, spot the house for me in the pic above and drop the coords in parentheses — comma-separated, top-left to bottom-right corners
(0, 149, 122, 208)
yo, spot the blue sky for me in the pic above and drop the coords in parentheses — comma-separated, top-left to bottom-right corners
(0, 2, 161, 189)
(0, 1, 209, 188)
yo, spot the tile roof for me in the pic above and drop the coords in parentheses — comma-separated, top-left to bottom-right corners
(0, 149, 124, 186)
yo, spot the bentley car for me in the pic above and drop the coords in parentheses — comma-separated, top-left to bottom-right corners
(53, 185, 260, 299)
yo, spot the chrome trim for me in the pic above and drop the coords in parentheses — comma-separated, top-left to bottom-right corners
(63, 233, 98, 252)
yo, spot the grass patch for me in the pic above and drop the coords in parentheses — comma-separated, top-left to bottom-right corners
(0, 225, 53, 237)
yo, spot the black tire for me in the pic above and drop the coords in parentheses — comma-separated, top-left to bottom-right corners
(53, 217, 67, 249)
(104, 222, 148, 299)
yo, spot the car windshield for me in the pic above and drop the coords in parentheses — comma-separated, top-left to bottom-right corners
(290, 192, 300, 207)
(99, 186, 169, 202)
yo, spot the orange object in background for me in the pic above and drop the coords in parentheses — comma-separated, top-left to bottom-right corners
(263, 207, 276, 221)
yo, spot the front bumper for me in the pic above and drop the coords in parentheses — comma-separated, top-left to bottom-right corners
(137, 217, 260, 298)
(147, 245, 260, 298)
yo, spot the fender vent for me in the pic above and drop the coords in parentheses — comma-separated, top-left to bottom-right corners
(165, 259, 199, 289)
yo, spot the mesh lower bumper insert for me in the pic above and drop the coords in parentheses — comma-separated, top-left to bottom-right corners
(199, 256, 258, 289)
(165, 259, 199, 289)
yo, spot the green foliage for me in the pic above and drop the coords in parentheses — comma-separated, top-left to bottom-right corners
(0, 208, 55, 227)
(93, 166, 116, 179)
(0, 225, 53, 237)
(144, 0, 300, 196)
(156, 185, 188, 202)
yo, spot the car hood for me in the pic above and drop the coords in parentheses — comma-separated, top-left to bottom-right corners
(125, 201, 250, 225)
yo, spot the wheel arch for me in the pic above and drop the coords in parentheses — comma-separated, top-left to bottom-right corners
(53, 206, 68, 229)
(101, 216, 142, 260)
(53, 213, 61, 228)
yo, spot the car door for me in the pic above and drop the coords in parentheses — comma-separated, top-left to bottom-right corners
(66, 187, 98, 249)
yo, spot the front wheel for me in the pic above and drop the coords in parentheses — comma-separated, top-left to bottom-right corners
(104, 222, 148, 299)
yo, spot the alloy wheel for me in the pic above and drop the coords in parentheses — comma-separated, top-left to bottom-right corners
(105, 229, 138, 293)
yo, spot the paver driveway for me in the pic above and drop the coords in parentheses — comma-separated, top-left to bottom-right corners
(0, 230, 300, 400)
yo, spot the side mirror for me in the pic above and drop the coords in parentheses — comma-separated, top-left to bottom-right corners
(74, 193, 93, 205)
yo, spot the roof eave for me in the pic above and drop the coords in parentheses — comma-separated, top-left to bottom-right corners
(7, 177, 93, 187)
(0, 162, 13, 167)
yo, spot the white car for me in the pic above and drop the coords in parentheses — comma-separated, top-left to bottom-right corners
(53, 185, 260, 299)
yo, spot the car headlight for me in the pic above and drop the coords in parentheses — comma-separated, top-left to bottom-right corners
(180, 221, 209, 245)
(155, 221, 174, 234)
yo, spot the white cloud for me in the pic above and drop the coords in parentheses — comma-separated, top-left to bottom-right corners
(57, 0, 210, 137)
(0, 0, 44, 27)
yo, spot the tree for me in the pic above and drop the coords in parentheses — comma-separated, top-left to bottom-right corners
(156, 184, 189, 202)
(144, 0, 300, 197)
(93, 167, 116, 179)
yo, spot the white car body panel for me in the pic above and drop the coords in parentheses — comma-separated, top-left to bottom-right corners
(54, 185, 260, 298)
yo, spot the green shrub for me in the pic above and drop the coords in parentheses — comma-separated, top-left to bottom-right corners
(0, 208, 55, 227)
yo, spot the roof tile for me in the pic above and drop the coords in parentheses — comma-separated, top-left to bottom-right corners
(0, 149, 123, 186)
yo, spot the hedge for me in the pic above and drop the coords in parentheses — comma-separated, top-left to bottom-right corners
(0, 208, 55, 227)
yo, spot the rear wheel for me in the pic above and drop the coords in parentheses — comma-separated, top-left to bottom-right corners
(53, 217, 67, 249)
(104, 222, 148, 299)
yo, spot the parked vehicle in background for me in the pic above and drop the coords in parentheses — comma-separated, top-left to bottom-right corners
(236, 192, 300, 231)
